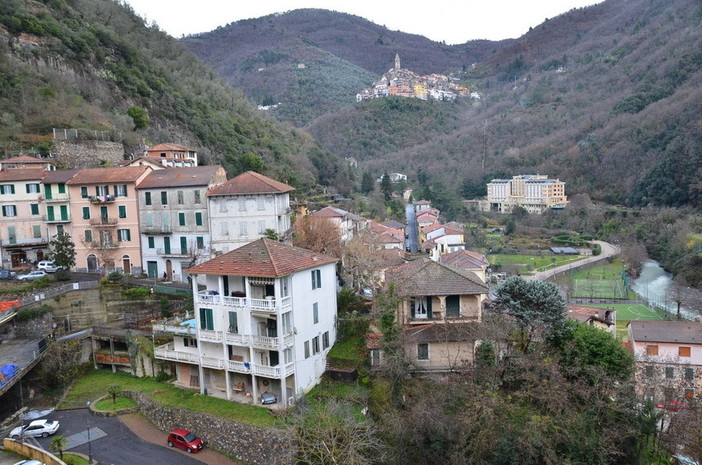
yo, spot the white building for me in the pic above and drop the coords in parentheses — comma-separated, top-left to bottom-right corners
(309, 206, 370, 243)
(137, 166, 227, 281)
(207, 171, 294, 255)
(484, 175, 568, 213)
(153, 239, 338, 406)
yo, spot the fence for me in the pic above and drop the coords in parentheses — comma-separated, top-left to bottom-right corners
(18, 281, 99, 308)
(52, 128, 121, 142)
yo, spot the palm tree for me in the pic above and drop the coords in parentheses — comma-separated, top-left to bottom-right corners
(50, 435, 68, 460)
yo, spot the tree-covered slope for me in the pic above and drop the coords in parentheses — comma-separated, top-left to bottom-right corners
(0, 0, 346, 190)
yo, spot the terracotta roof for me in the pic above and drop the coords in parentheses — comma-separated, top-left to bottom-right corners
(405, 323, 480, 343)
(420, 239, 437, 251)
(441, 250, 489, 270)
(381, 220, 405, 229)
(207, 171, 294, 196)
(186, 238, 337, 277)
(42, 169, 82, 184)
(0, 168, 46, 182)
(147, 143, 196, 152)
(386, 257, 487, 296)
(567, 305, 615, 326)
(1, 155, 51, 164)
(66, 166, 151, 185)
(375, 234, 403, 244)
(414, 200, 431, 205)
(629, 320, 702, 344)
(122, 156, 186, 167)
(421, 223, 445, 234)
(137, 166, 225, 189)
(311, 206, 367, 222)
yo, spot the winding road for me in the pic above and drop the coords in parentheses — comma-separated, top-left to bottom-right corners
(523, 241, 620, 281)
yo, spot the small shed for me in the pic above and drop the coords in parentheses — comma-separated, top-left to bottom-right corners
(550, 246, 579, 255)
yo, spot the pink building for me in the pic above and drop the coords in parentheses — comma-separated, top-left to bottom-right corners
(67, 166, 152, 274)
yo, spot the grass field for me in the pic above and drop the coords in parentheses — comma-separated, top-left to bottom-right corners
(572, 278, 627, 299)
(488, 254, 583, 274)
(588, 303, 665, 340)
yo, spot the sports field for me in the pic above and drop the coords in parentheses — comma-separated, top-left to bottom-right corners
(571, 278, 627, 299)
(588, 303, 664, 340)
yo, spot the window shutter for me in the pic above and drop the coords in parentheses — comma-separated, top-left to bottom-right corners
(426, 297, 432, 319)
(410, 298, 416, 318)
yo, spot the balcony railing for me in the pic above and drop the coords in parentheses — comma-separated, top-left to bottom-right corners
(142, 225, 172, 235)
(196, 293, 292, 312)
(224, 332, 294, 349)
(88, 195, 116, 204)
(199, 329, 222, 343)
(154, 343, 198, 363)
(157, 248, 189, 257)
(87, 241, 118, 249)
(227, 360, 295, 377)
(43, 215, 71, 223)
(89, 217, 118, 227)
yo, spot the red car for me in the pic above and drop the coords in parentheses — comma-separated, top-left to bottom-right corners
(656, 400, 685, 412)
(167, 429, 204, 453)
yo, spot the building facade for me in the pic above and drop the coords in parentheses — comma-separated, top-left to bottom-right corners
(484, 175, 568, 213)
(153, 239, 338, 406)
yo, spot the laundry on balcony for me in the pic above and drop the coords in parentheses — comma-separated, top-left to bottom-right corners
(244, 362, 251, 370)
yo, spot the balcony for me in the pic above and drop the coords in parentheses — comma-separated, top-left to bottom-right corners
(227, 360, 295, 377)
(43, 215, 71, 223)
(142, 225, 172, 235)
(89, 217, 118, 227)
(87, 241, 118, 249)
(1, 237, 48, 247)
(225, 332, 294, 350)
(42, 195, 70, 203)
(154, 342, 199, 364)
(89, 195, 116, 204)
(152, 313, 197, 337)
(157, 248, 189, 257)
(196, 292, 292, 312)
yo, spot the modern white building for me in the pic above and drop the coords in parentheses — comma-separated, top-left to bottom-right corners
(483, 175, 568, 213)
(207, 171, 294, 255)
(153, 239, 338, 406)
(137, 166, 227, 281)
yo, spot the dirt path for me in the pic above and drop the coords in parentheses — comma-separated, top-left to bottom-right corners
(119, 412, 244, 465)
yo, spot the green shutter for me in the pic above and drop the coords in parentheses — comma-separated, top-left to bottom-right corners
(31, 204, 39, 215)
(228, 312, 238, 333)
(180, 236, 187, 254)
(47, 206, 55, 221)
(82, 207, 90, 219)
(426, 297, 432, 319)
(195, 212, 202, 226)
(58, 183, 66, 194)
(145, 192, 151, 205)
(446, 296, 460, 318)
(161, 191, 168, 205)
(60, 205, 68, 220)
(148, 237, 155, 248)
(119, 205, 126, 218)
(200, 308, 213, 330)
(196, 236, 204, 249)
(164, 237, 171, 254)
(44, 184, 52, 199)
(179, 213, 185, 226)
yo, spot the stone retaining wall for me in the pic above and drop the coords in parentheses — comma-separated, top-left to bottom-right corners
(53, 140, 124, 168)
(126, 391, 293, 464)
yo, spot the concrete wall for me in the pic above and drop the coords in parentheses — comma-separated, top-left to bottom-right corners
(3, 438, 67, 465)
(53, 140, 125, 169)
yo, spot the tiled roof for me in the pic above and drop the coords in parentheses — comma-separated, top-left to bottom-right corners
(0, 168, 46, 182)
(381, 220, 405, 229)
(567, 305, 615, 326)
(147, 143, 195, 152)
(375, 234, 403, 244)
(137, 166, 225, 189)
(441, 250, 489, 270)
(629, 320, 702, 344)
(42, 169, 81, 184)
(66, 166, 151, 184)
(207, 171, 294, 196)
(414, 200, 431, 205)
(186, 238, 337, 277)
(405, 323, 480, 343)
(0, 155, 50, 164)
(386, 257, 487, 296)
(312, 206, 346, 218)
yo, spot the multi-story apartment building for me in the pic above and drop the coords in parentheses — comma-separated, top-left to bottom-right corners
(0, 168, 51, 268)
(483, 175, 568, 213)
(41, 169, 81, 240)
(153, 239, 338, 406)
(309, 206, 370, 243)
(67, 166, 151, 274)
(207, 171, 294, 255)
(144, 143, 199, 167)
(137, 166, 227, 281)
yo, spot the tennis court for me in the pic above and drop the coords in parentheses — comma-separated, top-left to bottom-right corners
(571, 278, 627, 300)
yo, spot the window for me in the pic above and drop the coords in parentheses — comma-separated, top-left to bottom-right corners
(7, 226, 15, 244)
(311, 269, 321, 289)
(118, 205, 127, 219)
(685, 368, 694, 381)
(2, 205, 16, 217)
(228, 312, 238, 333)
(26, 183, 40, 193)
(257, 196, 265, 211)
(312, 336, 320, 355)
(177, 191, 184, 204)
(164, 237, 171, 254)
(196, 236, 204, 249)
(238, 198, 246, 211)
(665, 367, 674, 379)
(82, 207, 90, 219)
(646, 345, 659, 356)
(117, 229, 131, 242)
(100, 230, 112, 246)
(183, 338, 198, 348)
(30, 204, 39, 215)
(80, 186, 88, 198)
(220, 222, 228, 235)
(32, 225, 41, 238)
(160, 191, 168, 205)
(313, 302, 319, 324)
(147, 237, 155, 248)
(322, 331, 329, 350)
(258, 220, 266, 234)
(58, 183, 66, 194)
(145, 192, 152, 205)
(0, 184, 14, 194)
(679, 346, 691, 357)
(96, 185, 109, 196)
(219, 201, 228, 212)
(304, 341, 310, 359)
(199, 308, 214, 331)
(115, 184, 127, 197)
(180, 236, 187, 254)
(145, 213, 154, 228)
(239, 222, 247, 237)
(645, 365, 654, 377)
(56, 225, 64, 235)
(178, 212, 186, 226)
(417, 343, 429, 360)
(195, 212, 203, 226)
(84, 230, 92, 242)
(194, 190, 201, 204)
(100, 206, 108, 219)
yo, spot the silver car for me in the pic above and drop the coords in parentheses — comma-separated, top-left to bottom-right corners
(10, 419, 60, 438)
(16, 270, 47, 281)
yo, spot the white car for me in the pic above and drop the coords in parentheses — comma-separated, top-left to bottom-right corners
(16, 270, 47, 281)
(10, 419, 60, 438)
(37, 261, 63, 273)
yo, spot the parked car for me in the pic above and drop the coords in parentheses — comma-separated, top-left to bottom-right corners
(0, 269, 16, 280)
(9, 419, 60, 439)
(16, 270, 47, 281)
(14, 460, 47, 465)
(167, 429, 203, 453)
(656, 400, 685, 412)
(260, 391, 278, 405)
(37, 261, 62, 273)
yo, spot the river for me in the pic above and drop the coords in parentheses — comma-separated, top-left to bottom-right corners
(631, 259, 700, 320)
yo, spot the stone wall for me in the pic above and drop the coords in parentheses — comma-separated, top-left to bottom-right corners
(53, 139, 125, 168)
(128, 391, 293, 464)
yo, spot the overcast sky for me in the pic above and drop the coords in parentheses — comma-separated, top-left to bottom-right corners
(125, 0, 603, 44)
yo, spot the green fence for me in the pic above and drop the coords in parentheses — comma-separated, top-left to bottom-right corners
(152, 285, 192, 296)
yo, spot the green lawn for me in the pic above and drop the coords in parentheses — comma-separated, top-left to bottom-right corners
(61, 369, 280, 428)
(588, 303, 665, 341)
(93, 395, 138, 411)
(488, 253, 584, 274)
(570, 259, 626, 280)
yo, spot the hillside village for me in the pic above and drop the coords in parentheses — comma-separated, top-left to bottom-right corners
(0, 148, 700, 463)
(356, 54, 473, 102)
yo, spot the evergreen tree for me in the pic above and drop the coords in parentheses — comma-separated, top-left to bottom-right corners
(380, 172, 393, 201)
(361, 171, 375, 194)
(49, 231, 76, 270)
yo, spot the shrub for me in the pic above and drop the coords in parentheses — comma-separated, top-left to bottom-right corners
(54, 269, 72, 281)
(15, 304, 53, 322)
(106, 271, 124, 283)
(121, 287, 151, 299)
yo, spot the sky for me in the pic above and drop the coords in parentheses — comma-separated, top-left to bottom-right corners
(124, 0, 603, 45)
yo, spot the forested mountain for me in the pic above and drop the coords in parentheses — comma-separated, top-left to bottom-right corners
(183, 9, 509, 126)
(187, 0, 701, 207)
(0, 0, 347, 190)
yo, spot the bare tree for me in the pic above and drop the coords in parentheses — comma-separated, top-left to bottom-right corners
(667, 276, 691, 320)
(342, 230, 386, 289)
(619, 241, 648, 278)
(292, 216, 343, 258)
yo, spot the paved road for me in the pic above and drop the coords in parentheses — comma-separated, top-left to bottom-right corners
(523, 241, 620, 282)
(405, 203, 419, 253)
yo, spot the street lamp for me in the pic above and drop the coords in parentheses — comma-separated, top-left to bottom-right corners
(85, 403, 93, 464)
